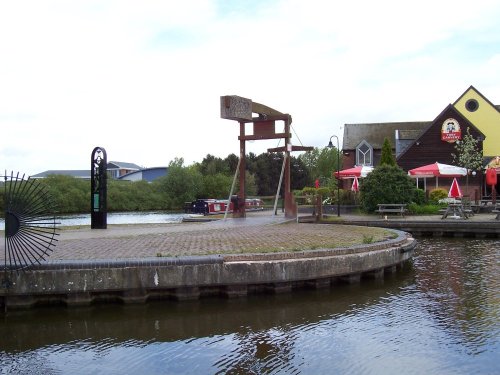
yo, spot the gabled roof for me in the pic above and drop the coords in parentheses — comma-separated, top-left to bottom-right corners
(30, 170, 91, 179)
(453, 85, 500, 114)
(343, 121, 430, 150)
(398, 129, 423, 139)
(396, 104, 485, 163)
(107, 161, 142, 170)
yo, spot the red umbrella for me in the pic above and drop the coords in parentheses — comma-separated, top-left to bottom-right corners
(408, 162, 467, 178)
(448, 178, 463, 198)
(351, 176, 359, 192)
(335, 165, 374, 179)
(408, 162, 467, 190)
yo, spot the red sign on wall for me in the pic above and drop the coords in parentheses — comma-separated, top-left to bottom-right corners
(441, 118, 462, 143)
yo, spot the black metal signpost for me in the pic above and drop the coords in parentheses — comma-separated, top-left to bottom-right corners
(91, 147, 107, 229)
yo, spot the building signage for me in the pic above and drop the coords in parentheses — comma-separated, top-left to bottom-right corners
(441, 118, 461, 143)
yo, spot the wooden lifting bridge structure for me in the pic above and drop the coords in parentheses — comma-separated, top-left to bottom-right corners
(221, 95, 313, 219)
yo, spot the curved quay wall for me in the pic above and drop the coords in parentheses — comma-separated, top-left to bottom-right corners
(0, 230, 416, 310)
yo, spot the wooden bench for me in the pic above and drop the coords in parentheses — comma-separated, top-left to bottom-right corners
(492, 204, 500, 220)
(376, 204, 408, 217)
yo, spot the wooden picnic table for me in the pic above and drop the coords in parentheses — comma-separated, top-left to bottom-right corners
(441, 202, 468, 219)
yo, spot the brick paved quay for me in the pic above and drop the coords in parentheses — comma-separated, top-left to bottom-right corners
(2, 211, 395, 262)
(4, 208, 499, 310)
(1, 208, 498, 265)
(1, 209, 498, 264)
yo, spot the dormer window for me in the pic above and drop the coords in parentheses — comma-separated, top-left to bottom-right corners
(356, 140, 373, 166)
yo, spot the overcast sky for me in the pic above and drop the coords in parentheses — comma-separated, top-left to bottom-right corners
(2, 0, 500, 176)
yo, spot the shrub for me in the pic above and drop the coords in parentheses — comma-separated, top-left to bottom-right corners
(339, 189, 356, 205)
(316, 187, 330, 197)
(360, 165, 418, 212)
(407, 203, 442, 215)
(39, 175, 90, 213)
(301, 186, 331, 205)
(429, 188, 448, 203)
(413, 188, 427, 205)
(302, 187, 317, 196)
(302, 186, 330, 197)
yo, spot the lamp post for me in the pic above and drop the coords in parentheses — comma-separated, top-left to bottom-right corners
(327, 135, 341, 217)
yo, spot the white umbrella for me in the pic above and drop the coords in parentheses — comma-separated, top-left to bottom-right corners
(408, 162, 467, 189)
(335, 165, 374, 179)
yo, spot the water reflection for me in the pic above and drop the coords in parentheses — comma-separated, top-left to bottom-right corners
(413, 238, 499, 356)
(1, 238, 499, 374)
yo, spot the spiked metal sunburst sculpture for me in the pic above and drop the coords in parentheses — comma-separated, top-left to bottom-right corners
(3, 171, 59, 272)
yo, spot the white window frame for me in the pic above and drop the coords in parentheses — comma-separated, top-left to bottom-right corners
(356, 140, 373, 166)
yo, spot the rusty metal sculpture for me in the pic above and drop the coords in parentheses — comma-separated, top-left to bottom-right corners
(2, 171, 59, 274)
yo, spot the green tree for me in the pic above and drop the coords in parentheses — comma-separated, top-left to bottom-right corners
(201, 173, 232, 198)
(298, 148, 320, 178)
(452, 127, 483, 193)
(317, 147, 340, 180)
(224, 153, 239, 175)
(298, 147, 340, 181)
(198, 154, 229, 176)
(248, 153, 282, 196)
(291, 156, 312, 190)
(156, 160, 203, 209)
(380, 137, 397, 166)
(168, 157, 185, 168)
(234, 171, 258, 197)
(22, 147, 355, 214)
(360, 165, 418, 212)
(39, 175, 90, 213)
(298, 147, 340, 193)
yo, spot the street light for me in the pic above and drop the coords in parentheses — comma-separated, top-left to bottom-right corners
(327, 135, 341, 217)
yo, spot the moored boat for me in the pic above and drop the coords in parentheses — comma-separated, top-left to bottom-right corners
(187, 197, 264, 215)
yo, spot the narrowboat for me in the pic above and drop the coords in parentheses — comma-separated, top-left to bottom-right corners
(187, 197, 264, 215)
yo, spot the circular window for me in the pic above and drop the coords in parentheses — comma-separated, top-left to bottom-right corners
(465, 99, 479, 112)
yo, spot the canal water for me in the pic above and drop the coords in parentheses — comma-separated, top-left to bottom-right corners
(0, 211, 187, 230)
(1, 238, 498, 374)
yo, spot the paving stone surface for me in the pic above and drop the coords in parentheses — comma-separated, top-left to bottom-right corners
(0, 213, 387, 262)
(1, 210, 496, 263)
